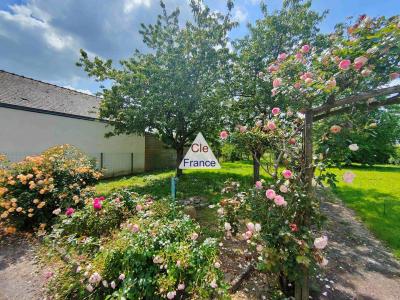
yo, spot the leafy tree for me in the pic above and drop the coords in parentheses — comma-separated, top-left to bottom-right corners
(315, 106, 400, 165)
(229, 0, 327, 181)
(77, 0, 236, 176)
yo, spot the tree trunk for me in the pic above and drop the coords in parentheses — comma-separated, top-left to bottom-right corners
(252, 151, 261, 183)
(176, 147, 184, 177)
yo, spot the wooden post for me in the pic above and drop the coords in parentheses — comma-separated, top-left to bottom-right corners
(295, 109, 313, 300)
(304, 110, 314, 191)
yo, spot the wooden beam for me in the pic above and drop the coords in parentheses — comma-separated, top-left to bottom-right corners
(314, 94, 400, 121)
(312, 85, 400, 117)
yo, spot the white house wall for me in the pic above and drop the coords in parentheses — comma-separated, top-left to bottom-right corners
(0, 107, 145, 177)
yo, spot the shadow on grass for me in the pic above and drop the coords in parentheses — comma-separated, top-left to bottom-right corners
(332, 185, 400, 257)
(342, 164, 400, 173)
(128, 171, 257, 202)
(97, 160, 272, 202)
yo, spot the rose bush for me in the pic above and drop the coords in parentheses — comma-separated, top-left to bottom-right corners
(45, 190, 228, 299)
(0, 145, 101, 232)
(219, 109, 328, 296)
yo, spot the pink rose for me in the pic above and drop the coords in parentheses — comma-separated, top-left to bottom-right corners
(271, 88, 278, 96)
(167, 291, 176, 299)
(295, 52, 303, 60)
(131, 224, 140, 233)
(210, 279, 218, 289)
(301, 44, 310, 53)
(178, 283, 185, 290)
(266, 189, 276, 200)
(191, 232, 199, 240)
(289, 223, 298, 232)
(282, 169, 292, 179)
(353, 56, 368, 70)
(304, 77, 313, 85)
(65, 207, 75, 216)
(89, 272, 102, 284)
(239, 125, 247, 133)
(300, 72, 313, 81)
(343, 171, 356, 183)
(288, 138, 296, 145)
(267, 64, 279, 73)
(255, 181, 263, 189)
(278, 52, 287, 61)
(93, 199, 102, 210)
(339, 59, 351, 70)
(361, 69, 372, 77)
(314, 235, 328, 249)
(243, 230, 253, 240)
(246, 222, 255, 232)
(330, 125, 342, 134)
(274, 195, 287, 206)
(219, 130, 228, 140)
(271, 107, 281, 116)
(118, 273, 125, 281)
(267, 121, 276, 130)
(390, 72, 400, 80)
(273, 78, 282, 88)
(136, 204, 143, 212)
(279, 185, 288, 193)
(294, 82, 301, 89)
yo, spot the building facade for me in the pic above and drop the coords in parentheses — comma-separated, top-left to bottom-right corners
(0, 70, 175, 177)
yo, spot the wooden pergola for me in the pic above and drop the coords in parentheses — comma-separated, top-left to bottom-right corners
(297, 84, 400, 300)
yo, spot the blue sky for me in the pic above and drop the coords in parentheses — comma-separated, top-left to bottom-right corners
(0, 0, 399, 94)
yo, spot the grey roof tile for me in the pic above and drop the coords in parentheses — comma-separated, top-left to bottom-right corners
(0, 70, 101, 119)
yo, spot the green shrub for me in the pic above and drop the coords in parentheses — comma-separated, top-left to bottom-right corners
(220, 143, 246, 162)
(0, 145, 102, 232)
(45, 192, 228, 299)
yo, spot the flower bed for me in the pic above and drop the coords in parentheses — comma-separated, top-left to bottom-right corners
(44, 190, 228, 299)
(0, 145, 101, 232)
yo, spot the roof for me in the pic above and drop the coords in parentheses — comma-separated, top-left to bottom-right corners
(0, 70, 101, 120)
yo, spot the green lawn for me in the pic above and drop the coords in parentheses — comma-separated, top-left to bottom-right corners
(331, 165, 400, 258)
(96, 161, 270, 203)
(96, 161, 400, 258)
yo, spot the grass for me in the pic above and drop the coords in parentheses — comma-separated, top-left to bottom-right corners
(330, 165, 400, 258)
(96, 161, 400, 258)
(96, 160, 270, 203)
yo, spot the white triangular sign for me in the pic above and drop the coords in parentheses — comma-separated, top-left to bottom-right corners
(179, 132, 221, 169)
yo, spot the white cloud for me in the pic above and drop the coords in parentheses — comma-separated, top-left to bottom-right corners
(233, 6, 248, 23)
(124, 0, 152, 13)
(0, 0, 191, 93)
(62, 85, 93, 95)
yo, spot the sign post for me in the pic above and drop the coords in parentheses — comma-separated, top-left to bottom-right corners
(170, 132, 220, 201)
(171, 177, 177, 201)
(179, 132, 221, 170)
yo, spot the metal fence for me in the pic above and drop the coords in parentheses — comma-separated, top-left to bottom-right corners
(2, 152, 145, 178)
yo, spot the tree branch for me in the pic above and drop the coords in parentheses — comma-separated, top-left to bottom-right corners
(314, 94, 400, 121)
(312, 85, 400, 117)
